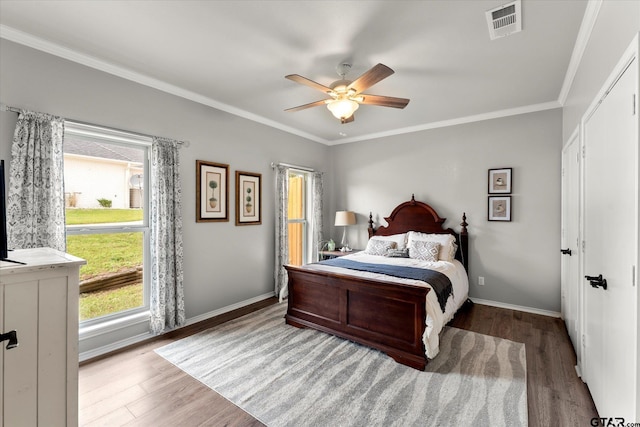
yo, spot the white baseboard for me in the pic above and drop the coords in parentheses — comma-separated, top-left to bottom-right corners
(185, 292, 276, 326)
(80, 332, 153, 362)
(471, 298, 561, 318)
(79, 291, 276, 362)
(575, 364, 583, 379)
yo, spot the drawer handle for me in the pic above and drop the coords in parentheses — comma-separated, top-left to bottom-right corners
(0, 330, 18, 350)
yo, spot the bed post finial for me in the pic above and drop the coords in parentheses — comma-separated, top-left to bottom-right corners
(410, 194, 416, 204)
(460, 212, 469, 272)
(461, 212, 468, 235)
(368, 212, 374, 238)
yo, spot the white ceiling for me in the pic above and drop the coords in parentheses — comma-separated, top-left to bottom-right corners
(0, 1, 589, 145)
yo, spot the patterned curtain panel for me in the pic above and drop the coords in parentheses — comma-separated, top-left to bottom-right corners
(274, 165, 289, 301)
(149, 137, 185, 334)
(7, 110, 66, 252)
(310, 171, 323, 262)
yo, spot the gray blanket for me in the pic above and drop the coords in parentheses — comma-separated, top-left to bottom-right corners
(318, 258, 453, 312)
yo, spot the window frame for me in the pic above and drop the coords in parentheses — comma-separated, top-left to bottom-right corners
(64, 121, 151, 328)
(287, 169, 315, 265)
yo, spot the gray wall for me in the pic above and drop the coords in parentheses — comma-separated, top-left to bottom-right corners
(563, 1, 640, 140)
(0, 40, 330, 353)
(3, 1, 636, 352)
(328, 109, 563, 312)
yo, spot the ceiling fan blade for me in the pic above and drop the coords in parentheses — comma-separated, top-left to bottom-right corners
(359, 94, 410, 109)
(284, 99, 328, 112)
(347, 63, 394, 94)
(341, 115, 355, 124)
(285, 74, 333, 94)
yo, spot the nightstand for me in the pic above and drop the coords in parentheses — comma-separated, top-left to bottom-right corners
(319, 250, 361, 260)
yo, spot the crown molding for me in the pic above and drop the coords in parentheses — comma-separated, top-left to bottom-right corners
(327, 100, 562, 145)
(557, 0, 603, 106)
(0, 25, 327, 145)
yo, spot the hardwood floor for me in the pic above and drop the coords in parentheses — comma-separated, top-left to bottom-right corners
(79, 298, 598, 426)
(449, 302, 598, 426)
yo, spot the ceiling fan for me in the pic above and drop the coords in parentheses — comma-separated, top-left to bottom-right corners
(285, 63, 410, 124)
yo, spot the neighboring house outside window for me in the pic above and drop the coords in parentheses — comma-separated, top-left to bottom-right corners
(63, 122, 150, 326)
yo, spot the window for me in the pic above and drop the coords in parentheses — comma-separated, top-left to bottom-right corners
(63, 122, 150, 325)
(287, 170, 313, 265)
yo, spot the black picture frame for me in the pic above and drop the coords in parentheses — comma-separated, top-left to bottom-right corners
(488, 196, 511, 222)
(488, 168, 512, 194)
(488, 196, 511, 221)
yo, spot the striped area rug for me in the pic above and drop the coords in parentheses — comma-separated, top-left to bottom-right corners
(155, 303, 527, 426)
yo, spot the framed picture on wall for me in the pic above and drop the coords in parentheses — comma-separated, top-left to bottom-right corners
(488, 196, 511, 221)
(235, 171, 262, 225)
(488, 168, 512, 194)
(196, 160, 229, 222)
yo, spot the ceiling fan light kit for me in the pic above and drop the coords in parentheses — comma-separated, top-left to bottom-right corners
(327, 98, 359, 121)
(285, 62, 410, 124)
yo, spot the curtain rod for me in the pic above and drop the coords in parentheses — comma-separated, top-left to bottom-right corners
(0, 102, 189, 147)
(270, 162, 315, 172)
(0, 103, 20, 114)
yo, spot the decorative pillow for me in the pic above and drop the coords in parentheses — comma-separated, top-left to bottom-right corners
(385, 248, 410, 258)
(407, 231, 457, 262)
(370, 233, 408, 250)
(409, 240, 440, 262)
(364, 238, 397, 256)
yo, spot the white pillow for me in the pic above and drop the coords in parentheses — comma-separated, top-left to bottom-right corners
(409, 240, 440, 262)
(364, 238, 397, 256)
(370, 233, 408, 250)
(407, 231, 457, 262)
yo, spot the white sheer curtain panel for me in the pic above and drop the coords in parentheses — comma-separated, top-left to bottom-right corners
(149, 137, 185, 334)
(311, 171, 323, 262)
(7, 110, 66, 251)
(274, 165, 290, 301)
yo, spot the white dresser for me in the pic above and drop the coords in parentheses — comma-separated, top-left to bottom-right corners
(1, 248, 85, 427)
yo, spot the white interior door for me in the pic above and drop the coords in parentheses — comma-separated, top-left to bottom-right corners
(583, 57, 638, 420)
(561, 131, 581, 359)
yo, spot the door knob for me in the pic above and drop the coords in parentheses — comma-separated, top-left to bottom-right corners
(0, 330, 18, 350)
(560, 248, 572, 256)
(585, 274, 608, 290)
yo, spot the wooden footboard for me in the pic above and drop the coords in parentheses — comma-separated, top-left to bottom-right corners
(284, 264, 430, 370)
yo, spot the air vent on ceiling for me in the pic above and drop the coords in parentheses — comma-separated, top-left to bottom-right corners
(486, 0, 522, 40)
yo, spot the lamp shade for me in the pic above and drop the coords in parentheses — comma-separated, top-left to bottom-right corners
(334, 211, 356, 226)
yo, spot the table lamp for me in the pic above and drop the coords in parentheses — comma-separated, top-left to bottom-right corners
(334, 211, 356, 251)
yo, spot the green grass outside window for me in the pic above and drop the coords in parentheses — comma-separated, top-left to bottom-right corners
(67, 209, 145, 320)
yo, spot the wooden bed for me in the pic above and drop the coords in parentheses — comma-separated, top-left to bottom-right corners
(284, 195, 469, 370)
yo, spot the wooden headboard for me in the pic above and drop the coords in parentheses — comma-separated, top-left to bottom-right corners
(367, 195, 469, 271)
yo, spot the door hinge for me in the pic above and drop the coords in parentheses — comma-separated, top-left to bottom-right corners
(581, 240, 585, 252)
(633, 265, 636, 287)
(582, 334, 586, 348)
(633, 94, 637, 115)
(582, 146, 586, 159)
